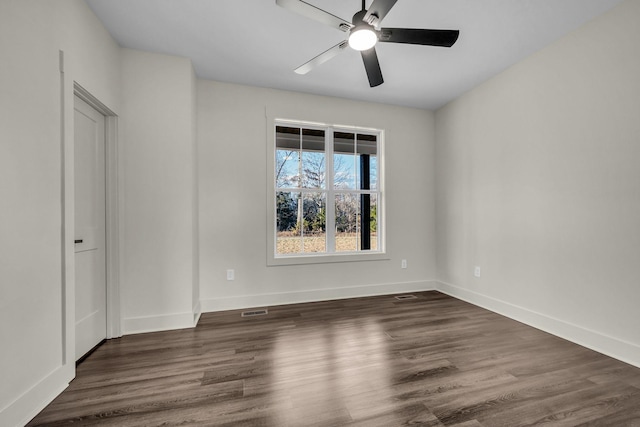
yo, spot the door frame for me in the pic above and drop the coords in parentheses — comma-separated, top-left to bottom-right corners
(72, 83, 121, 340)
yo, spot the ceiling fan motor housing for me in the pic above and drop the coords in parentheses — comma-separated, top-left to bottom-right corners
(352, 10, 377, 31)
(349, 10, 379, 51)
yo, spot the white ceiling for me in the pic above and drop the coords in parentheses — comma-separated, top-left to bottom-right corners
(86, 0, 622, 110)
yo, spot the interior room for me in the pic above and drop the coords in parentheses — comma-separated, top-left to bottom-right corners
(1, 0, 639, 425)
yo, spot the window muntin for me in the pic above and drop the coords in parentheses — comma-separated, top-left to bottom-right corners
(275, 122, 382, 257)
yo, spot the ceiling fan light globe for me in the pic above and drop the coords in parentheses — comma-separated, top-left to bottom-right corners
(348, 28, 377, 51)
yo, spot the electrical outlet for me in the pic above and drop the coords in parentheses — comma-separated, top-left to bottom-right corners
(474, 266, 481, 278)
(401, 259, 407, 269)
(226, 269, 235, 281)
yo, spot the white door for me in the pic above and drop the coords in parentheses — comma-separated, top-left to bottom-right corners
(74, 95, 107, 361)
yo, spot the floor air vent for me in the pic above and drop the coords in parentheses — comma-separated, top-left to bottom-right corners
(394, 294, 417, 300)
(241, 309, 268, 317)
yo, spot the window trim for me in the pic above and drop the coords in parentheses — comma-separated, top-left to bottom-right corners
(267, 118, 388, 266)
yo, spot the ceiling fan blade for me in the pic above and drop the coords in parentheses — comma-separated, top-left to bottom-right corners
(361, 47, 384, 87)
(363, 0, 398, 27)
(276, 0, 352, 32)
(379, 28, 460, 47)
(295, 41, 349, 74)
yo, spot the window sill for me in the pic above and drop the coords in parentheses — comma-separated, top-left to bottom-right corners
(268, 251, 390, 266)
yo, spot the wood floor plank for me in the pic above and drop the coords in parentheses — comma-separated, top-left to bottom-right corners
(27, 291, 640, 426)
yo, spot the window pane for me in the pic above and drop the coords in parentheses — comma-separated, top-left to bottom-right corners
(302, 192, 326, 253)
(368, 193, 378, 251)
(334, 131, 355, 154)
(335, 193, 360, 252)
(334, 132, 356, 189)
(356, 134, 377, 155)
(357, 134, 377, 191)
(334, 193, 377, 252)
(369, 155, 377, 190)
(276, 191, 301, 254)
(276, 149, 299, 188)
(302, 150, 325, 188)
(334, 153, 356, 189)
(276, 126, 300, 188)
(276, 191, 327, 255)
(302, 128, 324, 150)
(276, 126, 300, 150)
(301, 129, 326, 188)
(301, 129, 325, 189)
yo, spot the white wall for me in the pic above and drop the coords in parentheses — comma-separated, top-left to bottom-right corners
(198, 81, 437, 311)
(0, 1, 121, 425)
(120, 49, 199, 334)
(435, 0, 640, 367)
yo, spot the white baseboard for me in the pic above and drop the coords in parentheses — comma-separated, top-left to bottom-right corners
(123, 311, 198, 335)
(0, 363, 72, 427)
(436, 281, 640, 369)
(201, 280, 437, 312)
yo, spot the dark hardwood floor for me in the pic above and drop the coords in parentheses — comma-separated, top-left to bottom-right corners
(28, 291, 640, 426)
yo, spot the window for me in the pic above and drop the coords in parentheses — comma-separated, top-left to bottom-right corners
(273, 121, 383, 259)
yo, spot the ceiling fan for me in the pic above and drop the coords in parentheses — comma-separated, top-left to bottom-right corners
(276, 0, 460, 87)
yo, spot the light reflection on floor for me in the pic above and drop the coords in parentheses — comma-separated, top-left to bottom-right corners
(269, 317, 395, 425)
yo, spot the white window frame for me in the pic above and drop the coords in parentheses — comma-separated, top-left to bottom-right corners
(267, 119, 387, 266)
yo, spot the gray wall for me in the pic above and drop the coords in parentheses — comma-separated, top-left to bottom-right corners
(120, 48, 198, 334)
(435, 0, 640, 366)
(197, 81, 437, 311)
(0, 4, 199, 425)
(0, 1, 120, 425)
